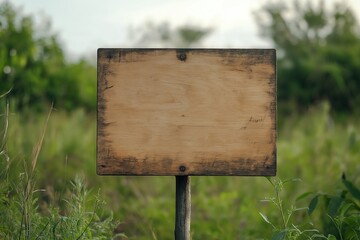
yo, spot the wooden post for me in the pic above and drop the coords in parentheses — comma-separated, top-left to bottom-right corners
(175, 176, 191, 240)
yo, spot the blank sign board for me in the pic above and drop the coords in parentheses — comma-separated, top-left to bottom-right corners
(97, 49, 276, 176)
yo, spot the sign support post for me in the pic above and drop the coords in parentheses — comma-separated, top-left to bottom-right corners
(175, 175, 191, 240)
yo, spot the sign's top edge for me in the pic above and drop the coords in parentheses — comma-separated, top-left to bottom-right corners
(97, 48, 276, 58)
(97, 48, 276, 51)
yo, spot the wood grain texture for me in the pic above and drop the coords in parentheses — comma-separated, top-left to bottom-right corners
(97, 49, 276, 176)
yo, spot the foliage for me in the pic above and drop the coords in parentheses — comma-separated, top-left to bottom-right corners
(260, 177, 331, 240)
(272, 102, 360, 239)
(260, 175, 360, 240)
(0, 103, 118, 239)
(255, 0, 360, 114)
(306, 173, 360, 239)
(3, 100, 359, 239)
(277, 102, 360, 188)
(0, 2, 96, 111)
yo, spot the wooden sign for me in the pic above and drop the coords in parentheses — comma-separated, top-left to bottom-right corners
(97, 49, 276, 176)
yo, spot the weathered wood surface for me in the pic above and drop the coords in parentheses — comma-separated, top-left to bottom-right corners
(175, 176, 191, 240)
(97, 49, 276, 176)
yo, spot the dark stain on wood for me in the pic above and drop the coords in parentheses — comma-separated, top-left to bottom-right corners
(99, 48, 276, 64)
(97, 155, 276, 176)
(161, 157, 173, 169)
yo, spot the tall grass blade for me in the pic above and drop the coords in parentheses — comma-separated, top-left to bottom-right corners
(21, 105, 52, 239)
(31, 104, 53, 173)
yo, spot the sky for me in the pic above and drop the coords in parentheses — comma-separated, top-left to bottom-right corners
(7, 0, 360, 60)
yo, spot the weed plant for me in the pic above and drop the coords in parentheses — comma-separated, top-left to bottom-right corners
(0, 103, 119, 239)
(260, 175, 360, 240)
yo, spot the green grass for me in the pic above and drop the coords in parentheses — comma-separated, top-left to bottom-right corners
(0, 105, 118, 239)
(1, 102, 359, 239)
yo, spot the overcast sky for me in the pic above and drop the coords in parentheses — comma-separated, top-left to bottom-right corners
(8, 0, 360, 60)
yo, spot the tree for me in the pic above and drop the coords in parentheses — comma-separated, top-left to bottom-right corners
(0, 2, 96, 111)
(255, 0, 360, 114)
(129, 21, 212, 48)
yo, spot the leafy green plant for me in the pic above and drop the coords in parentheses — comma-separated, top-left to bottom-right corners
(260, 174, 360, 240)
(43, 177, 120, 239)
(260, 177, 325, 240)
(307, 173, 360, 239)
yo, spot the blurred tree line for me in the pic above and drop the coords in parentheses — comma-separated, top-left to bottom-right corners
(128, 21, 212, 48)
(256, 0, 360, 115)
(0, 2, 96, 111)
(1, 1, 360, 115)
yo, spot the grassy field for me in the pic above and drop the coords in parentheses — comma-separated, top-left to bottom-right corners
(1, 102, 359, 239)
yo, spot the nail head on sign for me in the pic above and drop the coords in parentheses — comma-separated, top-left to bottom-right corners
(177, 53, 187, 62)
(179, 166, 186, 172)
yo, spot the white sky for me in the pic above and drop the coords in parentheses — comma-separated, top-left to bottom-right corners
(7, 0, 360, 60)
